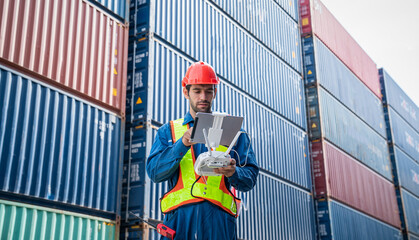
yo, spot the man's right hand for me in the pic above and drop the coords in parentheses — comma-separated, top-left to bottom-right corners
(182, 128, 195, 147)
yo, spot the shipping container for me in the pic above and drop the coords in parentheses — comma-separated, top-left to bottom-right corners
(393, 146, 419, 197)
(89, 0, 129, 22)
(311, 140, 400, 227)
(0, 0, 128, 115)
(317, 200, 402, 239)
(386, 107, 419, 162)
(0, 66, 123, 219)
(0, 199, 117, 240)
(401, 189, 419, 236)
(209, 0, 302, 70)
(299, 0, 381, 99)
(212, 0, 299, 23)
(303, 36, 386, 137)
(128, 39, 306, 129)
(236, 172, 315, 240)
(380, 68, 418, 132)
(307, 86, 391, 180)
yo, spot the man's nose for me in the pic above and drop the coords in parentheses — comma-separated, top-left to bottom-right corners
(199, 92, 208, 100)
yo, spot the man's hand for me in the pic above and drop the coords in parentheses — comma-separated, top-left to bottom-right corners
(214, 159, 236, 177)
(182, 128, 195, 147)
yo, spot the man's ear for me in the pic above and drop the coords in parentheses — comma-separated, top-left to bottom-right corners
(214, 87, 217, 98)
(183, 87, 189, 99)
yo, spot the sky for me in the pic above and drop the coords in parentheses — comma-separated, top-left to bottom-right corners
(320, 0, 419, 106)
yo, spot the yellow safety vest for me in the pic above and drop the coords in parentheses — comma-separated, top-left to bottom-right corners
(160, 118, 241, 217)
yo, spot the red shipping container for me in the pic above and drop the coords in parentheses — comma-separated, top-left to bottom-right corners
(311, 140, 400, 228)
(0, 0, 128, 115)
(299, 0, 381, 99)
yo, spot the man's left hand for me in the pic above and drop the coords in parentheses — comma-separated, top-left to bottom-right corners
(214, 159, 236, 177)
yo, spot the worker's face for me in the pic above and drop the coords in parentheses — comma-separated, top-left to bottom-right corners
(183, 84, 217, 114)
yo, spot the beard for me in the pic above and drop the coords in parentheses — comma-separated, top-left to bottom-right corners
(190, 100, 212, 113)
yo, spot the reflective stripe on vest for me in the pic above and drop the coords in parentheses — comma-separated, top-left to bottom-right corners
(160, 118, 241, 216)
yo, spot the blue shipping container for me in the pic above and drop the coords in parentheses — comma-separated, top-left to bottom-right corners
(317, 200, 402, 239)
(402, 189, 419, 236)
(0, 66, 123, 218)
(380, 68, 419, 132)
(211, 0, 301, 70)
(89, 0, 129, 22)
(304, 36, 386, 137)
(128, 36, 307, 129)
(237, 172, 315, 240)
(387, 107, 419, 162)
(313, 86, 392, 180)
(394, 146, 419, 198)
(213, 0, 299, 23)
(131, 0, 303, 72)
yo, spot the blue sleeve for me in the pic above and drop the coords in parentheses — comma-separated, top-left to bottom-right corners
(227, 130, 259, 192)
(146, 123, 190, 183)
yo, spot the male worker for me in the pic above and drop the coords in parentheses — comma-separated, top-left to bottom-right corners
(146, 61, 259, 239)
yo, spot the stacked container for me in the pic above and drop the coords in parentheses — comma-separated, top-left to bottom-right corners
(380, 69, 419, 240)
(0, 0, 128, 238)
(299, 0, 402, 238)
(122, 0, 316, 239)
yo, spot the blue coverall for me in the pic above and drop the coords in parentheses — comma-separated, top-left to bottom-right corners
(146, 112, 259, 240)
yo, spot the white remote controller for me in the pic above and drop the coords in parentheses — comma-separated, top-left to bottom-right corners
(194, 151, 231, 176)
(194, 122, 243, 176)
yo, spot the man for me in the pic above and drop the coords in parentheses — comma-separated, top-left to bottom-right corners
(146, 61, 259, 239)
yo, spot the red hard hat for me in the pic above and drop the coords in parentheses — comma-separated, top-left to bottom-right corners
(182, 61, 220, 87)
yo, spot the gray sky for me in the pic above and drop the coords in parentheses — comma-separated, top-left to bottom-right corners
(320, 0, 419, 106)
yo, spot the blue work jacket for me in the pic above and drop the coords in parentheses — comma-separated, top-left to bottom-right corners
(146, 112, 259, 240)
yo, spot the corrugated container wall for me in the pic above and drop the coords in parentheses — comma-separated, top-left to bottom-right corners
(299, 0, 381, 99)
(401, 190, 419, 237)
(0, 66, 123, 219)
(123, 0, 315, 239)
(308, 87, 391, 180)
(311, 140, 400, 227)
(387, 107, 419, 162)
(394, 146, 419, 197)
(0, 0, 128, 115)
(380, 68, 418, 132)
(0, 199, 117, 240)
(380, 69, 419, 240)
(300, 2, 401, 239)
(237, 173, 316, 240)
(210, 0, 302, 73)
(304, 36, 386, 137)
(317, 200, 402, 240)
